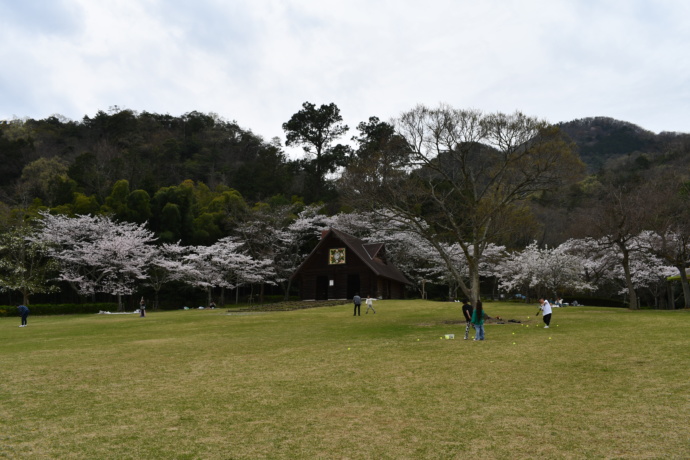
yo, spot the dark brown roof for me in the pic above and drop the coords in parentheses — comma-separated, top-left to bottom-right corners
(292, 228, 412, 285)
(362, 243, 384, 259)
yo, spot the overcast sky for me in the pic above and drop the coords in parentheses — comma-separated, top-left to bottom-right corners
(2, 0, 689, 157)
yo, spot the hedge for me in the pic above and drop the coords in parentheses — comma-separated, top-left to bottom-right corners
(0, 303, 120, 317)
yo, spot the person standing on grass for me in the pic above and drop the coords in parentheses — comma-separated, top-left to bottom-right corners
(139, 297, 146, 317)
(353, 293, 361, 316)
(537, 297, 552, 328)
(471, 300, 490, 341)
(365, 295, 376, 314)
(461, 299, 474, 340)
(17, 304, 30, 327)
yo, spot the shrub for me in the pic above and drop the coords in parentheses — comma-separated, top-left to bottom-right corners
(0, 303, 120, 317)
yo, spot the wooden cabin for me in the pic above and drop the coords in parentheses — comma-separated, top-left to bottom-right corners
(291, 228, 411, 300)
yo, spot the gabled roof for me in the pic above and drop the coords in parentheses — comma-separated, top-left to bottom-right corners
(291, 228, 412, 285)
(363, 243, 384, 259)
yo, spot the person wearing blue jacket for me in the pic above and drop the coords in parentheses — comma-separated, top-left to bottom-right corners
(353, 293, 361, 316)
(17, 304, 30, 327)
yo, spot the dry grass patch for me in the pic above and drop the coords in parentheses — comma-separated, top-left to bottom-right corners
(1, 302, 689, 458)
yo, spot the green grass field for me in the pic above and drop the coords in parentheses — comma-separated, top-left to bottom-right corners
(1, 301, 689, 459)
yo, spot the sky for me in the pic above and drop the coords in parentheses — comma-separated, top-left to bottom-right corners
(2, 0, 689, 158)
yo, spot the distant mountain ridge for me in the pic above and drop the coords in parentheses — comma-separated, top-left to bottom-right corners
(557, 116, 687, 171)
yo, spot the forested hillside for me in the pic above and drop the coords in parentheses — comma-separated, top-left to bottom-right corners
(557, 116, 689, 171)
(2, 106, 690, 309)
(0, 110, 299, 207)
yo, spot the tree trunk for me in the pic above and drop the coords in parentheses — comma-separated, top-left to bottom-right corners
(676, 265, 690, 309)
(470, 262, 481, 307)
(282, 279, 292, 301)
(619, 245, 638, 310)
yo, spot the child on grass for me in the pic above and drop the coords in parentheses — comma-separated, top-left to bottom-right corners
(365, 295, 376, 314)
(470, 300, 491, 341)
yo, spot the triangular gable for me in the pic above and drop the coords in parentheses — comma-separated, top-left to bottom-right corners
(291, 228, 411, 285)
(363, 243, 384, 260)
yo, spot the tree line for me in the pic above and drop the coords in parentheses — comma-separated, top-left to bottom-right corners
(1, 103, 689, 309)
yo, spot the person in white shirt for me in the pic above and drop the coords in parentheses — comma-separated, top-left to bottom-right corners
(537, 298, 553, 328)
(365, 295, 376, 314)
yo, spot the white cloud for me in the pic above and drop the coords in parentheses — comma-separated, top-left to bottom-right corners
(1, 0, 689, 157)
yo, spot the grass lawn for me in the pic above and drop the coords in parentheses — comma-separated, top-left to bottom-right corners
(1, 301, 689, 459)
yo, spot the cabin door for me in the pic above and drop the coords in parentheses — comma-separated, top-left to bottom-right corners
(316, 276, 329, 300)
(347, 274, 361, 299)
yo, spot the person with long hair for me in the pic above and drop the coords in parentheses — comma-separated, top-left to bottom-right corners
(470, 300, 490, 341)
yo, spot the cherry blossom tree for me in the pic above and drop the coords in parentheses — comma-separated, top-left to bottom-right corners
(208, 238, 264, 305)
(235, 203, 326, 300)
(559, 237, 619, 290)
(176, 237, 276, 306)
(617, 245, 675, 307)
(637, 230, 690, 309)
(496, 241, 594, 300)
(560, 236, 675, 308)
(386, 232, 447, 299)
(176, 243, 232, 306)
(145, 242, 189, 309)
(34, 212, 157, 311)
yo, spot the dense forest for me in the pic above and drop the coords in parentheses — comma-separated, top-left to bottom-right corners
(1, 105, 690, 308)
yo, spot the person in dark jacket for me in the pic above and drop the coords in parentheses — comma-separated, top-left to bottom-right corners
(353, 294, 361, 316)
(461, 299, 474, 340)
(17, 304, 30, 327)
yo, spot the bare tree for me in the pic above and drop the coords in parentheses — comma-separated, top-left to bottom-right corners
(340, 104, 583, 305)
(638, 174, 690, 308)
(578, 181, 661, 309)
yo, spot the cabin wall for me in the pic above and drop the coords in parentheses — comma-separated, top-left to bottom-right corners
(293, 234, 407, 300)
